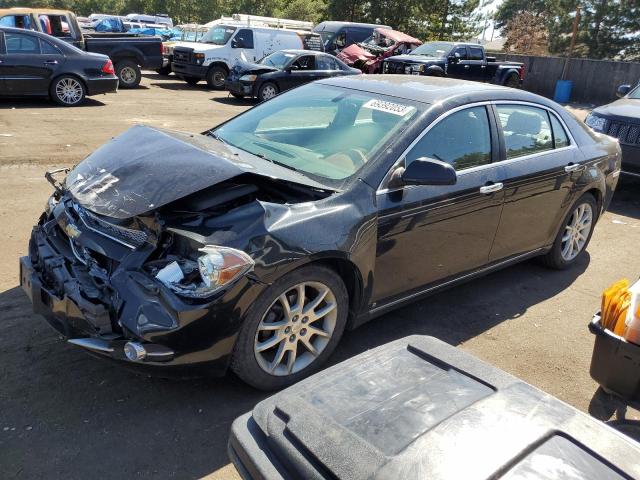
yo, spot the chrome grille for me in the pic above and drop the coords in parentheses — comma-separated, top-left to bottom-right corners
(606, 119, 640, 145)
(173, 49, 191, 63)
(76, 205, 148, 248)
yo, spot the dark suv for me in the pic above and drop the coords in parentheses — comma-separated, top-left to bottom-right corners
(585, 82, 640, 177)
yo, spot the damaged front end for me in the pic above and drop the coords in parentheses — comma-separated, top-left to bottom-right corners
(20, 125, 334, 373)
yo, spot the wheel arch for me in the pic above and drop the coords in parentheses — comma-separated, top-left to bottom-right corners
(208, 61, 229, 74)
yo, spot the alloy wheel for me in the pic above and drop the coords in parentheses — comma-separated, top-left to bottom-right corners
(120, 66, 137, 85)
(561, 202, 593, 261)
(55, 78, 83, 105)
(254, 281, 337, 376)
(261, 85, 277, 100)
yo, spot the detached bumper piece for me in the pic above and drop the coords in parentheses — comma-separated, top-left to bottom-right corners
(229, 335, 640, 480)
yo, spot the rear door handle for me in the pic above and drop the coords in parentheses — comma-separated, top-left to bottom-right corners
(480, 182, 504, 194)
(565, 163, 582, 173)
(44, 60, 58, 65)
(464, 65, 470, 69)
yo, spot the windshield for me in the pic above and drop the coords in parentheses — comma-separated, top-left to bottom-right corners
(628, 86, 640, 99)
(411, 41, 454, 57)
(319, 31, 335, 46)
(200, 25, 236, 45)
(260, 51, 297, 69)
(214, 83, 422, 186)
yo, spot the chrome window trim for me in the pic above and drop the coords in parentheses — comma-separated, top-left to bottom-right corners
(377, 100, 579, 195)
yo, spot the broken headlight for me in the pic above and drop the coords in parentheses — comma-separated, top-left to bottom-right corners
(153, 246, 254, 298)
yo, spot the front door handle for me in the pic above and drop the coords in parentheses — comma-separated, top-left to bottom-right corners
(565, 163, 582, 173)
(464, 65, 470, 69)
(44, 60, 58, 65)
(480, 182, 504, 194)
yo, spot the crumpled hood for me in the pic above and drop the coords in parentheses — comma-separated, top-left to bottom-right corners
(593, 98, 640, 122)
(66, 125, 329, 219)
(232, 60, 279, 75)
(337, 44, 377, 64)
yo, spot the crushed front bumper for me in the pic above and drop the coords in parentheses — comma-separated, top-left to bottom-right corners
(20, 201, 260, 375)
(224, 79, 254, 97)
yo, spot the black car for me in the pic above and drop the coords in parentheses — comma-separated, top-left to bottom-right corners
(0, 27, 118, 106)
(21, 76, 620, 390)
(585, 82, 640, 177)
(225, 49, 360, 101)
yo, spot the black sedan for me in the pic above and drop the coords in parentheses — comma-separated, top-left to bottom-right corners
(21, 76, 620, 389)
(225, 49, 360, 101)
(585, 82, 640, 178)
(0, 27, 118, 106)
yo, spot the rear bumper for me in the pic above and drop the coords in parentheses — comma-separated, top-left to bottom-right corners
(620, 143, 640, 175)
(86, 77, 119, 96)
(172, 62, 207, 79)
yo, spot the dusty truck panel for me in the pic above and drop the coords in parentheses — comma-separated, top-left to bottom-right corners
(20, 76, 620, 389)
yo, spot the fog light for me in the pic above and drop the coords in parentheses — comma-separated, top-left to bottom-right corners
(124, 342, 147, 361)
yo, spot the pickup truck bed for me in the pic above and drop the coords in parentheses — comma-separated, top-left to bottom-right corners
(83, 34, 163, 87)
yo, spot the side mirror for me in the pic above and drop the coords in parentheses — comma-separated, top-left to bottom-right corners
(617, 84, 632, 98)
(400, 158, 457, 186)
(285, 64, 298, 73)
(448, 55, 457, 64)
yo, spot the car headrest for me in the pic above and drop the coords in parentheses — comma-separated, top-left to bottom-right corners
(506, 111, 541, 136)
(506, 111, 542, 136)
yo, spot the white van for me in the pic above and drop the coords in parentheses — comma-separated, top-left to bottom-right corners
(171, 24, 323, 89)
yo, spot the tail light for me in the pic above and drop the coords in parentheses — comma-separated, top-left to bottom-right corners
(101, 59, 115, 75)
(518, 65, 525, 81)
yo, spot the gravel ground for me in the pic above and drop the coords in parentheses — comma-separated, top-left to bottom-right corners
(1, 74, 639, 479)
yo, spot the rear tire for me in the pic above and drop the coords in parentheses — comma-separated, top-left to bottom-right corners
(231, 265, 348, 390)
(184, 76, 200, 86)
(230, 92, 245, 99)
(50, 75, 86, 106)
(504, 72, 520, 88)
(205, 66, 227, 90)
(540, 193, 598, 269)
(115, 60, 141, 88)
(258, 82, 278, 102)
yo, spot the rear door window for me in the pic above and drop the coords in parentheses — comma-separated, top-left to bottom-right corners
(5, 32, 41, 54)
(406, 106, 492, 171)
(316, 55, 339, 70)
(469, 47, 484, 60)
(549, 114, 570, 148)
(496, 105, 554, 159)
(40, 39, 60, 54)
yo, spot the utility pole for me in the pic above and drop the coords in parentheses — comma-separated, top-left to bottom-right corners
(561, 5, 581, 80)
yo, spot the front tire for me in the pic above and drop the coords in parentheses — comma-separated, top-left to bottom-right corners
(156, 65, 172, 76)
(541, 193, 598, 269)
(258, 82, 278, 102)
(50, 75, 86, 106)
(231, 265, 348, 390)
(115, 60, 141, 88)
(205, 66, 227, 90)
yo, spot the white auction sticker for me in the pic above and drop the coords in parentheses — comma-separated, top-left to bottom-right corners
(363, 99, 415, 116)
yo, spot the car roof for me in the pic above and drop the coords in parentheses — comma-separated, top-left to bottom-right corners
(317, 75, 553, 107)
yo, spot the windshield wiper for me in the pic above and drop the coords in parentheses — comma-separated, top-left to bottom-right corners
(252, 152, 304, 174)
(207, 131, 227, 144)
